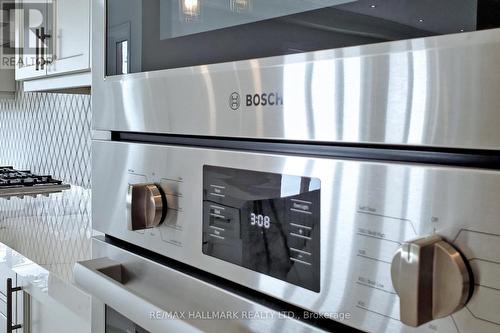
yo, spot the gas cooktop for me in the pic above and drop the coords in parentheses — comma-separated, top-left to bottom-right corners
(0, 166, 70, 199)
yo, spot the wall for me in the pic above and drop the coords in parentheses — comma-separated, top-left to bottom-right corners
(0, 87, 91, 188)
(0, 87, 92, 281)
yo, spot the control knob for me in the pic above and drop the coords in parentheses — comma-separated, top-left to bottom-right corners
(127, 183, 167, 231)
(391, 235, 472, 327)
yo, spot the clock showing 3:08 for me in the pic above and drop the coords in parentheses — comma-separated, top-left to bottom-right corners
(249, 212, 271, 229)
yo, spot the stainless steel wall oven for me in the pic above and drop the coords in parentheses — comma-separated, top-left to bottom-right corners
(76, 0, 500, 332)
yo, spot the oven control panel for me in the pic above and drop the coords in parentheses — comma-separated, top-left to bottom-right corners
(202, 166, 321, 292)
(94, 141, 500, 333)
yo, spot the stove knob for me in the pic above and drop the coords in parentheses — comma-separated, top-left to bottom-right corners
(127, 184, 167, 231)
(391, 235, 472, 327)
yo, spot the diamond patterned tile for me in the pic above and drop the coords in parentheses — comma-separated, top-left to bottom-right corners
(0, 85, 92, 282)
(0, 85, 91, 188)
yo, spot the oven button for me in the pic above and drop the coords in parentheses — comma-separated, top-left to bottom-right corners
(391, 235, 472, 327)
(288, 234, 309, 251)
(290, 247, 312, 263)
(289, 223, 312, 238)
(127, 183, 167, 231)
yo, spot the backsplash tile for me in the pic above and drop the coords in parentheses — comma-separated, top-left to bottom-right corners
(0, 86, 92, 281)
(0, 86, 91, 188)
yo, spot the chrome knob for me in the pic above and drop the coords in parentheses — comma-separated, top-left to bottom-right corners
(391, 235, 472, 327)
(127, 183, 167, 231)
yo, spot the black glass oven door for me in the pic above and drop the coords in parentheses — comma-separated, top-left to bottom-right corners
(106, 0, 500, 76)
(105, 306, 150, 333)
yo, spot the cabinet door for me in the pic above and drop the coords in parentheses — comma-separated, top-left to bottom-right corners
(46, 0, 90, 76)
(0, 273, 24, 333)
(15, 0, 48, 80)
(0, 312, 6, 333)
(29, 293, 89, 333)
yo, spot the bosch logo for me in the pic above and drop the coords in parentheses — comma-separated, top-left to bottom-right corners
(229, 92, 283, 110)
(229, 92, 240, 110)
(246, 93, 283, 107)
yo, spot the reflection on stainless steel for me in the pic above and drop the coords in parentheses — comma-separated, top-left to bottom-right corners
(93, 0, 500, 150)
(181, 0, 201, 21)
(93, 140, 500, 333)
(230, 0, 252, 13)
(391, 235, 471, 327)
(127, 183, 166, 231)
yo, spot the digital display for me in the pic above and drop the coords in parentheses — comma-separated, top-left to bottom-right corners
(249, 213, 271, 229)
(202, 165, 320, 292)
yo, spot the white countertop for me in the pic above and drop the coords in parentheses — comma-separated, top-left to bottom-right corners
(0, 185, 92, 324)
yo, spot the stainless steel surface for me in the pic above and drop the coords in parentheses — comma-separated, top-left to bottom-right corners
(75, 237, 324, 333)
(127, 183, 166, 231)
(93, 140, 500, 333)
(0, 185, 70, 200)
(0, 184, 71, 199)
(93, 0, 500, 149)
(432, 241, 471, 318)
(0, 167, 71, 199)
(6, 278, 22, 333)
(391, 235, 471, 327)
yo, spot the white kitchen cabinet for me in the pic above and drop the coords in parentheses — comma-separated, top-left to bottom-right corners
(0, 263, 89, 333)
(28, 293, 89, 333)
(46, 0, 90, 76)
(15, 0, 91, 92)
(14, 0, 48, 81)
(0, 69, 16, 99)
(0, 312, 6, 333)
(0, 267, 25, 333)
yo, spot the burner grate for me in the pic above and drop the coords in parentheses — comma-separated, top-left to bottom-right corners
(0, 166, 70, 199)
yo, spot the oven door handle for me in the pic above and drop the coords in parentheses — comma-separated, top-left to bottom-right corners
(73, 258, 202, 333)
